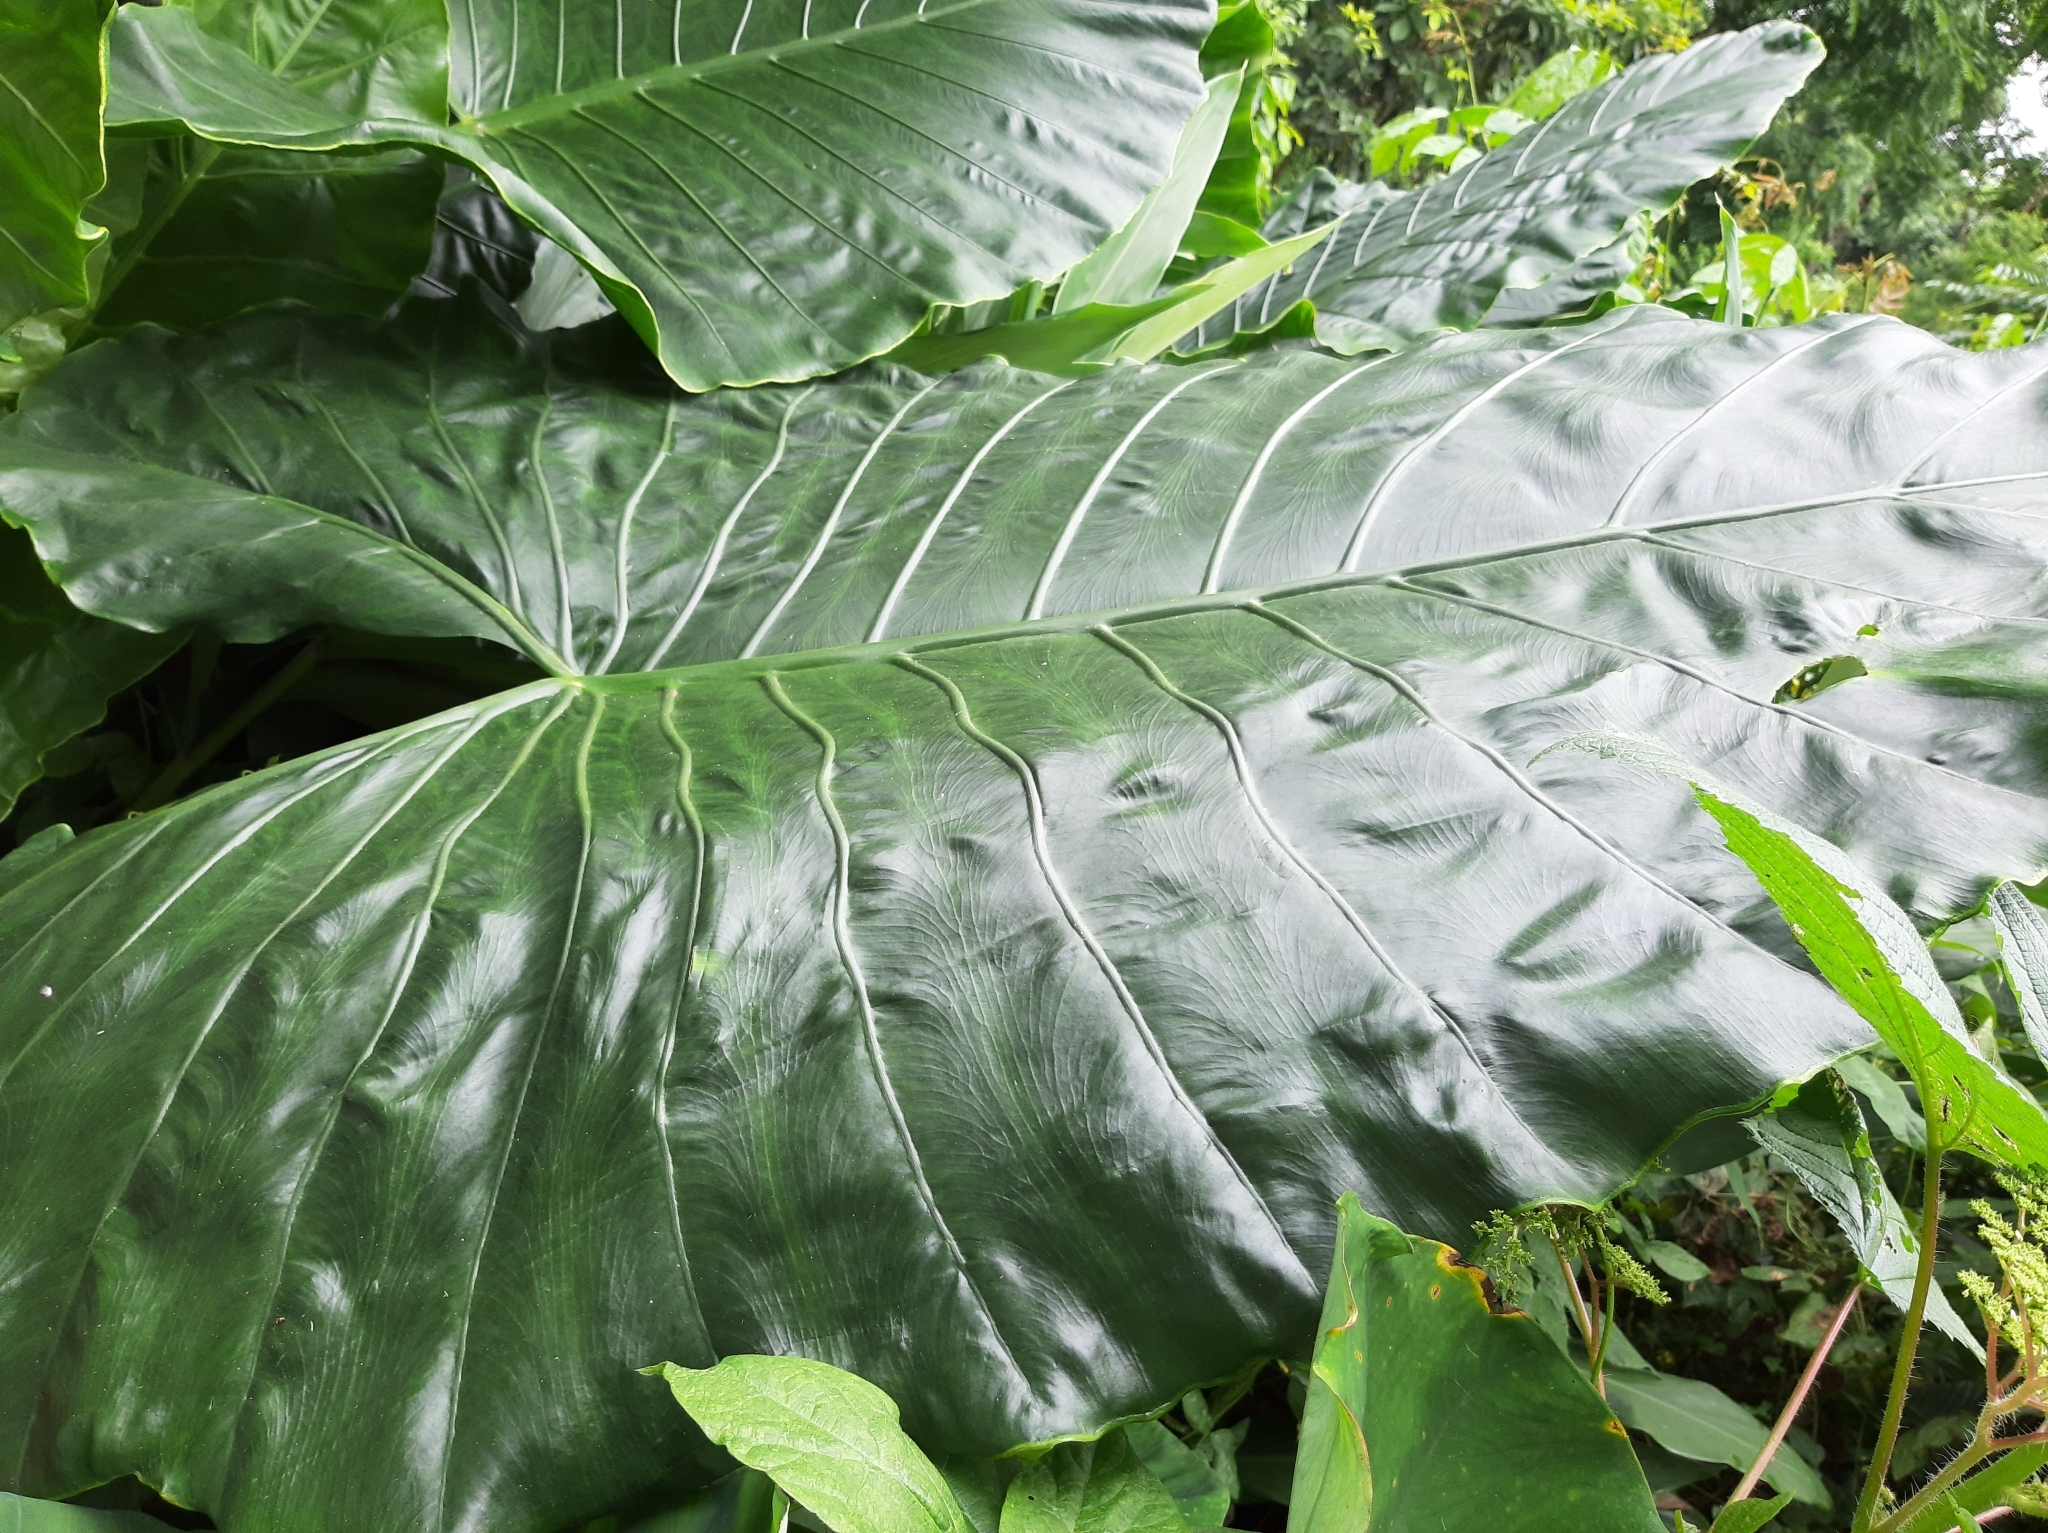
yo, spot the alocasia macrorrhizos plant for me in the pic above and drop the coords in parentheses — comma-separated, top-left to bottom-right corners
(6, 292, 2048, 1527)
(4, 1, 2048, 1528)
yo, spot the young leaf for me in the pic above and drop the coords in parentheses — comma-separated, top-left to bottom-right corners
(1055, 70, 1244, 315)
(1287, 1194, 1662, 1532)
(1833, 1053, 1928, 1154)
(104, 0, 1214, 392)
(1696, 788, 2048, 1167)
(645, 1357, 970, 1533)
(1106, 224, 1333, 362)
(1990, 881, 2048, 1063)
(1181, 24, 1822, 352)
(1193, 0, 1283, 227)
(0, 0, 106, 334)
(883, 292, 1195, 377)
(1123, 1422, 1228, 1527)
(1707, 1491, 1793, 1533)
(1745, 1075, 1979, 1353)
(998, 1433, 1184, 1533)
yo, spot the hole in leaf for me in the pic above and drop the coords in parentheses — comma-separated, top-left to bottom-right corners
(1773, 654, 1868, 703)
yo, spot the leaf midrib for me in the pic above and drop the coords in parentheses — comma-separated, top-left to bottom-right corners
(571, 470, 2047, 695)
(464, 0, 991, 133)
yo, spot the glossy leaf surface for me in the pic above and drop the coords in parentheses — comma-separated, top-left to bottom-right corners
(0, 525, 179, 817)
(91, 142, 443, 331)
(0, 0, 105, 332)
(1187, 24, 1819, 353)
(1286, 1194, 1661, 1532)
(105, 0, 1213, 391)
(89, 0, 447, 330)
(12, 303, 2048, 1527)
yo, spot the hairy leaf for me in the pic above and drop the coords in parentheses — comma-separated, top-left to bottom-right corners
(1186, 24, 1820, 353)
(1990, 881, 2048, 1063)
(0, 0, 105, 334)
(1287, 1194, 1660, 1532)
(105, 0, 1213, 391)
(1746, 1075, 1978, 1351)
(10, 302, 2048, 1526)
(1697, 788, 2048, 1166)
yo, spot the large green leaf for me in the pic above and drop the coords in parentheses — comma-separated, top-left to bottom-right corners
(87, 0, 446, 330)
(10, 299, 2048, 1526)
(104, 0, 1213, 391)
(1286, 1194, 1661, 1532)
(1186, 23, 1820, 353)
(90, 141, 443, 330)
(0, 0, 106, 336)
(0, 524, 178, 819)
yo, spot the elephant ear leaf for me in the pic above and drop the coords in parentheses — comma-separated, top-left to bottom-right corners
(1286, 1194, 1663, 1533)
(90, 0, 447, 331)
(105, 0, 1214, 392)
(1187, 22, 1823, 354)
(647, 1358, 971, 1533)
(0, 0, 105, 366)
(13, 302, 2048, 1530)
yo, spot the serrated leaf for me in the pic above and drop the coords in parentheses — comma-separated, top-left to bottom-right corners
(1185, 24, 1821, 353)
(1286, 1194, 1661, 1532)
(104, 0, 1212, 392)
(1746, 1074, 1979, 1353)
(649, 1357, 970, 1533)
(1696, 788, 2048, 1167)
(1990, 881, 2048, 1063)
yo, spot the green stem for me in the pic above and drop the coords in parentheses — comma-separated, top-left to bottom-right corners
(1587, 1267, 1618, 1394)
(1554, 1240, 1604, 1400)
(128, 633, 326, 814)
(1855, 1142, 1945, 1533)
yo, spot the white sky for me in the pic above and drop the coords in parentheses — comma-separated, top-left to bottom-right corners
(2009, 57, 2048, 148)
